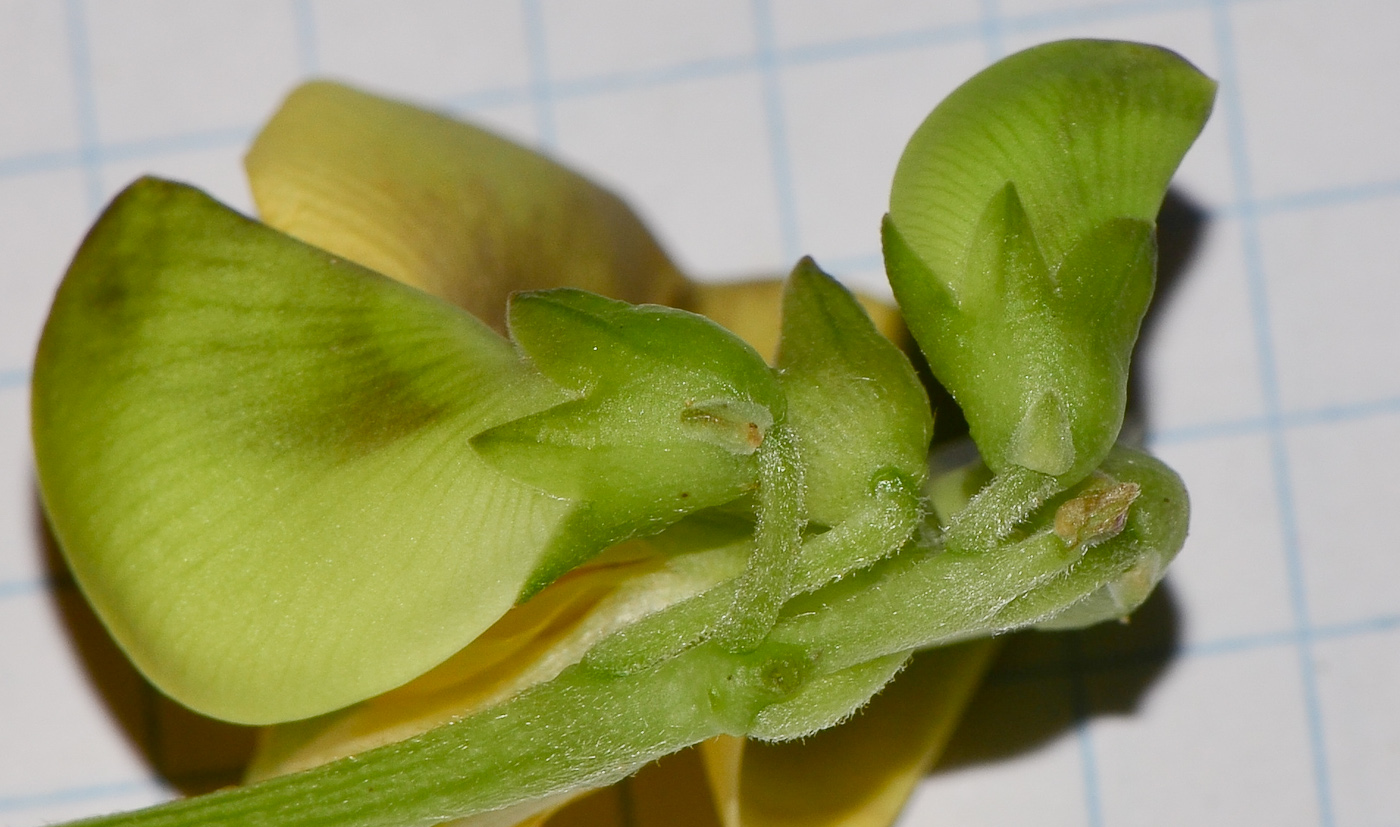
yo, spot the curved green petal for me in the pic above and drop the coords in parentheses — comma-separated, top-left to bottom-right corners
(245, 81, 690, 329)
(33, 178, 577, 724)
(885, 40, 1215, 482)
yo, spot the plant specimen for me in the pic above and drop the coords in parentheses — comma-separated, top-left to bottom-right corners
(30, 39, 1213, 827)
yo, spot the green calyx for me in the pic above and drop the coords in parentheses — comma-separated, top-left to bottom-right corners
(472, 288, 784, 593)
(46, 443, 1187, 827)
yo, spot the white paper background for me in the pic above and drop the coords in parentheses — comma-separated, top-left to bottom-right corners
(2, 1, 1398, 825)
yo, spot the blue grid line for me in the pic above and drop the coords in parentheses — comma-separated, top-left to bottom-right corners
(1312, 612, 1400, 643)
(99, 126, 256, 164)
(8, 602, 1390, 820)
(778, 20, 984, 68)
(0, 126, 254, 182)
(1074, 715, 1105, 827)
(1148, 414, 1269, 446)
(0, 0, 1266, 186)
(1247, 176, 1400, 218)
(0, 0, 1387, 224)
(1149, 394, 1400, 446)
(0, 778, 168, 816)
(0, 574, 74, 603)
(8, 132, 1398, 225)
(1138, 612, 1400, 664)
(750, 0, 802, 264)
(291, 0, 319, 75)
(445, 83, 535, 114)
(1209, 4, 1334, 825)
(1267, 395, 1400, 431)
(1184, 613, 1400, 660)
(520, 0, 557, 149)
(817, 251, 884, 275)
(0, 578, 57, 602)
(982, 607, 1400, 687)
(1, 298, 1398, 463)
(539, 53, 761, 102)
(0, 147, 85, 180)
(772, 0, 1265, 70)
(61, 0, 103, 215)
(1000, 0, 1223, 36)
(980, 0, 1006, 61)
(1065, 635, 1106, 827)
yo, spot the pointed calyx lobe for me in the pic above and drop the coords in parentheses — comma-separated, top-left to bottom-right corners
(884, 39, 1215, 484)
(776, 258, 931, 529)
(472, 289, 785, 593)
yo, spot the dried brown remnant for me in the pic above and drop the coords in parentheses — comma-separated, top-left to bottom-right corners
(679, 399, 770, 455)
(1054, 479, 1141, 548)
(745, 421, 763, 450)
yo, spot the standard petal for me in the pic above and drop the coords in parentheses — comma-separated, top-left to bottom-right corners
(246, 81, 690, 330)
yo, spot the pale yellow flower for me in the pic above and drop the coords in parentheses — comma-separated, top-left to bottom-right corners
(242, 80, 997, 827)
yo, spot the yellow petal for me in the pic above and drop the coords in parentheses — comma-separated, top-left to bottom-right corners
(627, 747, 726, 827)
(534, 748, 723, 827)
(690, 280, 910, 364)
(245, 81, 690, 331)
(701, 639, 999, 827)
(701, 734, 747, 826)
(531, 786, 628, 826)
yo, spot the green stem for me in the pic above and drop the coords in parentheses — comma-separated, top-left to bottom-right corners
(585, 472, 922, 675)
(63, 448, 1186, 827)
(790, 472, 923, 593)
(67, 643, 811, 827)
(942, 464, 1059, 553)
(715, 424, 804, 651)
(774, 447, 1188, 669)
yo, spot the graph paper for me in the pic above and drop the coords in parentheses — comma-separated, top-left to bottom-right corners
(3, 1, 1398, 825)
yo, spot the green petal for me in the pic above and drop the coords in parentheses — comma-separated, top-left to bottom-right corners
(889, 39, 1213, 303)
(886, 40, 1214, 482)
(246, 81, 690, 329)
(33, 178, 577, 724)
